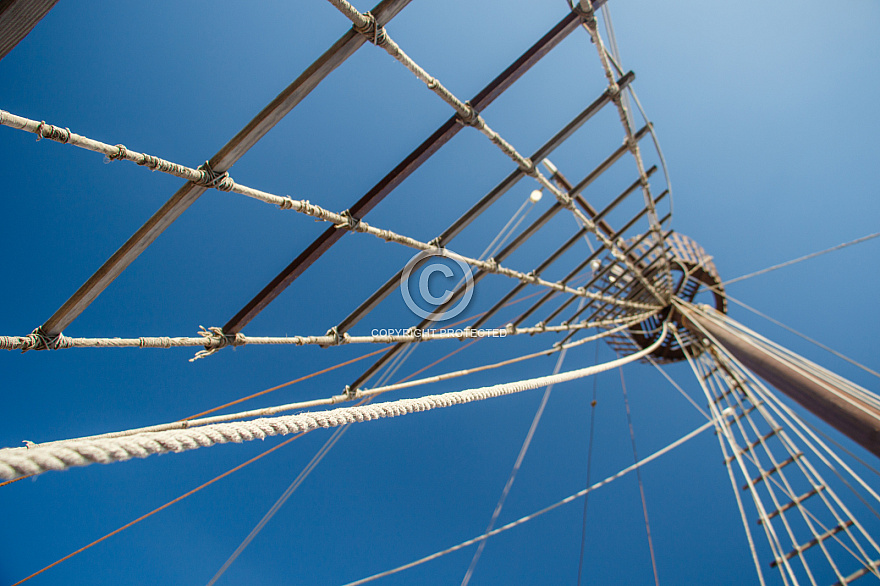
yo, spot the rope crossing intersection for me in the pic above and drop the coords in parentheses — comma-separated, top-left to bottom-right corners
(1, 1, 879, 585)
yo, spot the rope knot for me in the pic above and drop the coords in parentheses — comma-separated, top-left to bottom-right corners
(343, 385, 357, 400)
(20, 326, 65, 353)
(196, 160, 234, 191)
(278, 197, 296, 210)
(484, 257, 499, 272)
(520, 271, 538, 285)
(353, 11, 388, 46)
(34, 121, 71, 143)
(321, 327, 345, 348)
(107, 144, 128, 161)
(334, 209, 361, 231)
(505, 323, 516, 335)
(572, 1, 598, 28)
(457, 101, 481, 127)
(427, 237, 443, 249)
(557, 192, 574, 209)
(190, 326, 242, 361)
(137, 154, 160, 170)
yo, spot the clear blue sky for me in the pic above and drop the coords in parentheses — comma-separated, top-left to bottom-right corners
(1, 1, 879, 584)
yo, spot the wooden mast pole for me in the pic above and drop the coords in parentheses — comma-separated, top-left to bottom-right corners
(683, 309, 880, 459)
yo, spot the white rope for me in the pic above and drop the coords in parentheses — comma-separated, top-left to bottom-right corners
(461, 297, 583, 586)
(0, 325, 668, 481)
(715, 290, 880, 381)
(326, 0, 670, 306)
(341, 418, 714, 586)
(11, 315, 650, 453)
(681, 309, 880, 579)
(578, 4, 672, 292)
(688, 304, 880, 422)
(0, 113, 659, 335)
(722, 232, 880, 286)
(702, 349, 880, 580)
(0, 311, 656, 356)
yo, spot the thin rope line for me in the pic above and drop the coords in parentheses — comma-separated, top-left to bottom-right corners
(619, 365, 660, 586)
(10, 432, 307, 586)
(327, 0, 669, 305)
(722, 232, 880, 286)
(185, 347, 391, 421)
(206, 423, 353, 586)
(715, 289, 880, 381)
(0, 328, 668, 481)
(594, 12, 674, 222)
(340, 420, 714, 586)
(0, 474, 32, 488)
(208, 325, 496, 584)
(460, 304, 577, 586)
(646, 356, 709, 420)
(576, 342, 600, 586)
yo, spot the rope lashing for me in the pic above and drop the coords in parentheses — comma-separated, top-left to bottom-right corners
(570, 0, 598, 28)
(334, 209, 361, 231)
(352, 11, 388, 46)
(0, 325, 668, 481)
(7, 327, 66, 352)
(2, 109, 658, 310)
(190, 326, 247, 362)
(0, 311, 659, 354)
(457, 101, 480, 127)
(321, 327, 347, 348)
(34, 121, 71, 143)
(107, 144, 127, 161)
(196, 160, 234, 191)
(328, 7, 663, 299)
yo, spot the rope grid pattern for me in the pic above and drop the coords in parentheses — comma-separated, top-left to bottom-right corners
(327, 0, 670, 306)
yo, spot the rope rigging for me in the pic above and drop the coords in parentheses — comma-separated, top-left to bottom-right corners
(341, 419, 715, 586)
(0, 324, 669, 481)
(1, 1, 876, 584)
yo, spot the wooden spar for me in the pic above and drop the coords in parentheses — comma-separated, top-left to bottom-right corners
(509, 186, 665, 328)
(222, 6, 609, 335)
(528, 222, 671, 335)
(335, 100, 640, 336)
(349, 175, 661, 390)
(0, 0, 58, 60)
(683, 310, 880, 459)
(471, 163, 657, 329)
(38, 0, 411, 337)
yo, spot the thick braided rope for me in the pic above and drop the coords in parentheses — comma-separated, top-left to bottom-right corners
(0, 325, 666, 480)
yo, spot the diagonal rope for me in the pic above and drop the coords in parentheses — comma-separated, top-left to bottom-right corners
(619, 364, 660, 586)
(576, 342, 600, 586)
(206, 285, 561, 584)
(712, 289, 880, 381)
(326, 0, 669, 305)
(722, 232, 880, 286)
(460, 300, 580, 585)
(206, 424, 352, 586)
(10, 432, 309, 586)
(340, 419, 714, 586)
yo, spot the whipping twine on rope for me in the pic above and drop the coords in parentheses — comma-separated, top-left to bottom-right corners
(0, 324, 669, 481)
